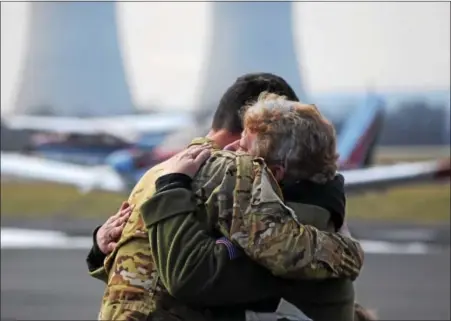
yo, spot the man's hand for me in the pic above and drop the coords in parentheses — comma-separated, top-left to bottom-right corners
(162, 145, 211, 178)
(96, 202, 133, 254)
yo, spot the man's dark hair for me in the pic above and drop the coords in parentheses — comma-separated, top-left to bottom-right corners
(211, 73, 300, 134)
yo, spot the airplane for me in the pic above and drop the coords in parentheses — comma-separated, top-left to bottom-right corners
(22, 130, 168, 166)
(105, 93, 386, 180)
(2, 94, 450, 195)
(1, 112, 194, 165)
(1, 112, 194, 137)
(23, 131, 134, 166)
(2, 91, 381, 171)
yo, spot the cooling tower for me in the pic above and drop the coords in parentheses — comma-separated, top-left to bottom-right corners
(14, 2, 134, 116)
(198, 1, 307, 110)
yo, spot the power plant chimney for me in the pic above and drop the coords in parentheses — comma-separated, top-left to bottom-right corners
(198, 1, 306, 111)
(14, 2, 134, 117)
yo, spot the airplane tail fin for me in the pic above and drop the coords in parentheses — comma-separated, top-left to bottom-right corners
(337, 94, 385, 169)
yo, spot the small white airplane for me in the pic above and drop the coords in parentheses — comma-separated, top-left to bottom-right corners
(1, 95, 450, 195)
(0, 112, 195, 165)
(1, 112, 195, 143)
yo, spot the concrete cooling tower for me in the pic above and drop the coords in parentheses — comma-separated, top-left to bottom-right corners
(14, 2, 134, 116)
(198, 1, 307, 110)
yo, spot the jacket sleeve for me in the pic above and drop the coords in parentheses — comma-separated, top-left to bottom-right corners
(226, 157, 365, 281)
(96, 218, 157, 321)
(141, 187, 281, 307)
(86, 226, 109, 283)
(86, 226, 106, 272)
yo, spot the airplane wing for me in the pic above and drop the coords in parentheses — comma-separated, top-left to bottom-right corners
(1, 152, 449, 195)
(0, 152, 127, 193)
(95, 113, 194, 135)
(343, 159, 450, 193)
(2, 113, 194, 141)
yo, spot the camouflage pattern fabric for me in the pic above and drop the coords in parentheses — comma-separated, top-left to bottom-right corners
(91, 137, 218, 321)
(91, 138, 364, 320)
(200, 152, 364, 280)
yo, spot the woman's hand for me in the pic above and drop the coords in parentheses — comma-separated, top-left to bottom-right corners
(96, 202, 133, 254)
(162, 144, 212, 178)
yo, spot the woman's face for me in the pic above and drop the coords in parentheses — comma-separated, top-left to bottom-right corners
(223, 130, 285, 181)
(224, 130, 257, 153)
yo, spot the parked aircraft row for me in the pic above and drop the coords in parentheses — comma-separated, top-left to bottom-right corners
(2, 94, 449, 195)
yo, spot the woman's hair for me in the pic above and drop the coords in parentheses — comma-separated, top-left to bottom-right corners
(241, 92, 339, 183)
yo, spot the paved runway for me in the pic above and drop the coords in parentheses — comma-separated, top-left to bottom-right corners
(1, 248, 450, 320)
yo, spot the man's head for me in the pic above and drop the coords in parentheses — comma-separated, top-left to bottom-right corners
(151, 73, 299, 162)
(208, 73, 299, 147)
(237, 92, 339, 183)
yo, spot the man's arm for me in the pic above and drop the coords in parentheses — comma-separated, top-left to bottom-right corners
(226, 156, 364, 280)
(141, 173, 282, 306)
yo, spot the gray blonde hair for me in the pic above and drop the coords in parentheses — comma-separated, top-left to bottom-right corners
(242, 92, 339, 183)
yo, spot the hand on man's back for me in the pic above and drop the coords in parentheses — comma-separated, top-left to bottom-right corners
(96, 202, 133, 254)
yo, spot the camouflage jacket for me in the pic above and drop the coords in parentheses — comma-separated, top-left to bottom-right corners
(191, 152, 363, 279)
(90, 137, 224, 320)
(90, 138, 364, 320)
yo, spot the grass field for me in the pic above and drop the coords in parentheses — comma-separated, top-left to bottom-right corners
(346, 182, 449, 223)
(1, 180, 449, 224)
(374, 146, 450, 164)
(1, 181, 125, 220)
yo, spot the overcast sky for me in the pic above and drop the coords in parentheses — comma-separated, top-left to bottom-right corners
(1, 1, 449, 114)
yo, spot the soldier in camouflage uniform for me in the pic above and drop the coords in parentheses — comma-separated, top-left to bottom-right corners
(87, 74, 367, 321)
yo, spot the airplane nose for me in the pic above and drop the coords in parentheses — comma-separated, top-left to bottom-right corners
(106, 150, 135, 173)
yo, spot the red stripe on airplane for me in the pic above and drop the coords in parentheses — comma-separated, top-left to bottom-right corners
(340, 116, 381, 169)
(434, 158, 451, 179)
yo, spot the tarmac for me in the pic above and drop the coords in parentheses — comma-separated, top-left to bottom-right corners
(2, 216, 450, 244)
(1, 242, 450, 320)
(1, 215, 450, 320)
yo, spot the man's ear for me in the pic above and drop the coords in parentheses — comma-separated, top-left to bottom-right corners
(269, 165, 285, 182)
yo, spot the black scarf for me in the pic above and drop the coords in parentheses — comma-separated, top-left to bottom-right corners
(280, 174, 346, 230)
